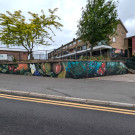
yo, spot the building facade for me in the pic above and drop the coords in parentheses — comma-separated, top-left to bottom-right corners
(48, 20, 134, 59)
(124, 36, 135, 57)
(0, 47, 28, 61)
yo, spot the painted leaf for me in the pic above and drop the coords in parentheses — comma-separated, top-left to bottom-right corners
(24, 72, 32, 76)
(58, 70, 66, 78)
(38, 69, 44, 75)
(20, 69, 25, 75)
(2, 69, 7, 73)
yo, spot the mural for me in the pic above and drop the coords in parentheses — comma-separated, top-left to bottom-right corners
(0, 61, 127, 79)
(65, 61, 127, 78)
(110, 48, 128, 58)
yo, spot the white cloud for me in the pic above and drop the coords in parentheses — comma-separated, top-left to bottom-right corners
(0, 0, 135, 50)
(125, 19, 135, 37)
(118, 0, 135, 37)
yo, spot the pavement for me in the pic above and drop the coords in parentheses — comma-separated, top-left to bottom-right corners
(0, 73, 135, 107)
(89, 74, 135, 83)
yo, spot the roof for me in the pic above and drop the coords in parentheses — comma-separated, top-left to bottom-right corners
(0, 47, 27, 52)
(55, 45, 112, 59)
(125, 35, 135, 39)
(55, 19, 128, 51)
(119, 19, 128, 33)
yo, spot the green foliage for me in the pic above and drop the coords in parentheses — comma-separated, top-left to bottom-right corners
(0, 9, 63, 59)
(76, 0, 119, 55)
(89, 56, 98, 60)
(12, 57, 17, 62)
(80, 56, 110, 60)
(79, 56, 88, 60)
(96, 56, 110, 60)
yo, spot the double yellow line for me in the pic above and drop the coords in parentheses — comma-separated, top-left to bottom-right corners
(0, 93, 135, 115)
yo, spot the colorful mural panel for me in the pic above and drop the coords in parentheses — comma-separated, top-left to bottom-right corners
(0, 61, 127, 79)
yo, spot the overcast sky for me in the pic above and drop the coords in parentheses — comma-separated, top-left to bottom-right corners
(0, 0, 135, 50)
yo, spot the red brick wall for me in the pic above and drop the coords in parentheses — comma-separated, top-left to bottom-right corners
(132, 37, 135, 56)
(0, 51, 28, 61)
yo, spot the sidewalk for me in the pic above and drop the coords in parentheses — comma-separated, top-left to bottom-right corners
(89, 74, 135, 83)
(0, 73, 135, 104)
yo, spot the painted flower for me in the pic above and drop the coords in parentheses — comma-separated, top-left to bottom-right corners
(8, 65, 17, 72)
(30, 64, 41, 76)
(97, 63, 106, 75)
(30, 64, 36, 74)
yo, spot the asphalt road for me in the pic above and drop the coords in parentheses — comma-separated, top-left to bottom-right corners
(0, 94, 135, 135)
(0, 74, 135, 103)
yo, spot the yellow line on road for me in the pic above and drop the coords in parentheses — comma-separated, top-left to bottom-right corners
(0, 93, 134, 112)
(0, 93, 135, 115)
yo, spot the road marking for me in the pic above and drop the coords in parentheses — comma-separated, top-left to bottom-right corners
(0, 93, 135, 115)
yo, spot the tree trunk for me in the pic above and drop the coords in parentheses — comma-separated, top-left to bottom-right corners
(90, 45, 93, 57)
(29, 50, 34, 60)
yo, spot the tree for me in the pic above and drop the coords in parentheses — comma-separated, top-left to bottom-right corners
(0, 8, 63, 59)
(76, 0, 119, 56)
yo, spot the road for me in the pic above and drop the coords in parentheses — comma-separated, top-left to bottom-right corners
(0, 74, 135, 103)
(0, 93, 135, 135)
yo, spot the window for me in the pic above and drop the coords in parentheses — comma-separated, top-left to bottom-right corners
(78, 40, 82, 43)
(98, 42, 102, 46)
(98, 40, 107, 46)
(69, 43, 72, 47)
(73, 48, 76, 52)
(82, 45, 87, 50)
(113, 36, 116, 43)
(73, 41, 76, 45)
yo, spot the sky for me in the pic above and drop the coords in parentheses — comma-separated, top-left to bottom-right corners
(0, 0, 135, 51)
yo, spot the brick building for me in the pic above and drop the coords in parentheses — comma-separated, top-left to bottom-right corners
(0, 47, 28, 61)
(124, 36, 135, 57)
(48, 20, 134, 59)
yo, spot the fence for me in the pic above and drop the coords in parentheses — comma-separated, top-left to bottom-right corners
(33, 54, 48, 60)
(32, 50, 53, 60)
(125, 56, 135, 70)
